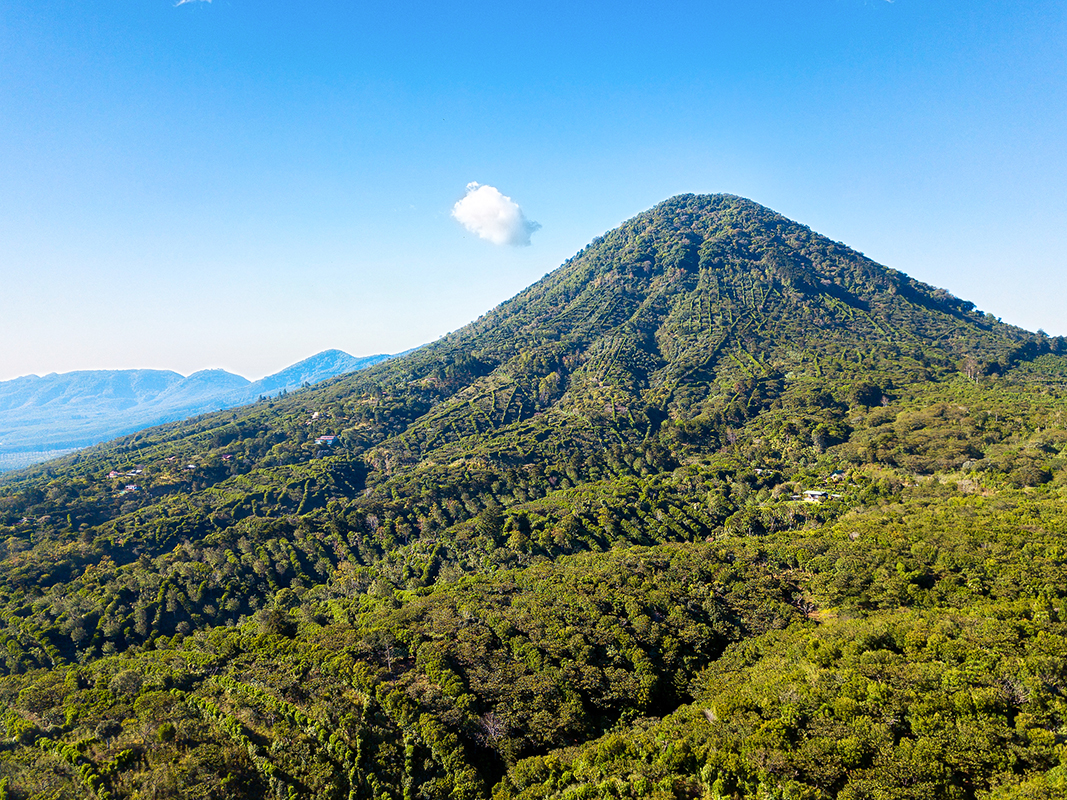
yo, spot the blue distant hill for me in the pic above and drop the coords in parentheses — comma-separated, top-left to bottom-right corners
(0, 349, 395, 470)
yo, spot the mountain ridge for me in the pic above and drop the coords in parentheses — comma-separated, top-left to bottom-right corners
(0, 348, 397, 470)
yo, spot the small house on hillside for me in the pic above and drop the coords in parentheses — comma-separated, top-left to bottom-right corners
(803, 490, 828, 503)
(315, 435, 338, 446)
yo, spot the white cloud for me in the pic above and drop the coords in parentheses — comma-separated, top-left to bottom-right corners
(451, 182, 540, 246)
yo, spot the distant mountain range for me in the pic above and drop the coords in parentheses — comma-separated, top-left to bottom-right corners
(0, 349, 395, 470)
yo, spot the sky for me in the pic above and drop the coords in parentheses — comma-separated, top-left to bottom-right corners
(1, 0, 1064, 381)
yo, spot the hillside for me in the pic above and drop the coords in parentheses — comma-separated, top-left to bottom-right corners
(1, 194, 1067, 799)
(0, 350, 394, 472)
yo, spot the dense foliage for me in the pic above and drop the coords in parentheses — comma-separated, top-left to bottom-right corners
(2, 195, 1067, 798)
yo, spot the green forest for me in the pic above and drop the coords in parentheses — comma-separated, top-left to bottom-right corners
(2, 195, 1067, 799)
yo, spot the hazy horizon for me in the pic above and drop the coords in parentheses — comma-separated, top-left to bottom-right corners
(0, 347, 397, 384)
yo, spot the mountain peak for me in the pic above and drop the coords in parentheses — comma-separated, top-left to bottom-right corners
(251, 350, 393, 394)
(443, 193, 1018, 385)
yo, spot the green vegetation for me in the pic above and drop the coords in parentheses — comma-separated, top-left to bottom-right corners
(1, 195, 1067, 798)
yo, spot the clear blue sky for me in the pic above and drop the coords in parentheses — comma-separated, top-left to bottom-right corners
(2, 0, 1064, 381)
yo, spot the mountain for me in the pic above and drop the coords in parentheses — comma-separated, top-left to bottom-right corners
(1, 195, 1067, 799)
(0, 349, 395, 471)
(245, 349, 391, 396)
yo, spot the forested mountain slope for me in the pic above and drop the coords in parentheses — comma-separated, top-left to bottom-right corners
(1, 195, 1066, 799)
